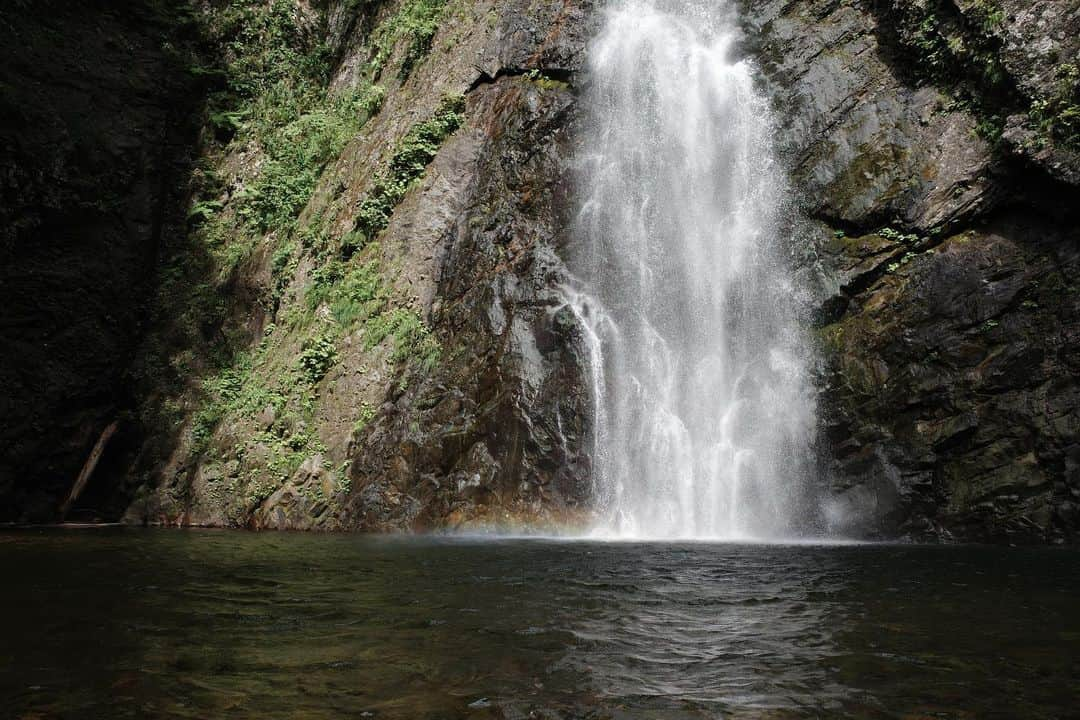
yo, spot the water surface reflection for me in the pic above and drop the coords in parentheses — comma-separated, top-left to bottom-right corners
(1, 530, 1077, 719)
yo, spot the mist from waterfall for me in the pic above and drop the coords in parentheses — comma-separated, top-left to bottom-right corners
(566, 0, 820, 540)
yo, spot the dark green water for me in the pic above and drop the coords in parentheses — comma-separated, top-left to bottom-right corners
(2, 529, 1079, 719)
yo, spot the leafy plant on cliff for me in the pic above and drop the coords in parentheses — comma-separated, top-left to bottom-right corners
(304, 252, 441, 371)
(187, 321, 333, 497)
(329, 261, 385, 326)
(354, 93, 466, 243)
(367, 0, 450, 80)
(186, 0, 388, 267)
(887, 0, 1078, 152)
(352, 403, 377, 435)
(206, 0, 331, 113)
(523, 68, 570, 92)
(298, 330, 339, 383)
(191, 352, 258, 454)
(148, 0, 455, 517)
(283, 97, 465, 379)
(888, 0, 1010, 143)
(243, 85, 385, 234)
(878, 227, 924, 245)
(1028, 63, 1080, 151)
(902, 1, 1007, 89)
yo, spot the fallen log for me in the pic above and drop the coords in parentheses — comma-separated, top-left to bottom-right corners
(59, 421, 119, 519)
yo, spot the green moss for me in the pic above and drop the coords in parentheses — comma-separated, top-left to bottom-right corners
(825, 140, 912, 208)
(522, 69, 569, 91)
(189, 320, 337, 501)
(244, 419, 325, 502)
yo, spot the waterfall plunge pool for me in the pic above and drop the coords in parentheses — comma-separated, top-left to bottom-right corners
(2, 528, 1078, 719)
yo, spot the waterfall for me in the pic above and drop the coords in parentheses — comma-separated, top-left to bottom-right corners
(566, 0, 819, 539)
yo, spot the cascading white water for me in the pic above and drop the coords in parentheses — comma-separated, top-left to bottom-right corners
(566, 0, 818, 540)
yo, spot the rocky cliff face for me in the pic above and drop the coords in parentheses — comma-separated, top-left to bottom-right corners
(2, 0, 1077, 541)
(739, 0, 1080, 541)
(112, 0, 596, 532)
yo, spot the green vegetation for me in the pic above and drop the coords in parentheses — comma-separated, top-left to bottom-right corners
(135, 0, 464, 518)
(304, 252, 441, 371)
(366, 307, 441, 369)
(186, 86, 462, 475)
(270, 240, 298, 302)
(298, 330, 339, 383)
(354, 93, 466, 243)
(886, 252, 920, 273)
(1028, 63, 1080, 151)
(334, 461, 353, 495)
(892, 0, 1009, 142)
(874, 228, 931, 274)
(906, 1, 1006, 88)
(522, 69, 570, 92)
(187, 322, 331, 499)
(173, 0, 375, 463)
(304, 258, 384, 326)
(891, 0, 1078, 151)
(367, 0, 451, 80)
(193, 0, 336, 162)
(878, 227, 925, 245)
(180, 0, 387, 290)
(283, 97, 469, 381)
(353, 403, 377, 435)
(242, 86, 384, 234)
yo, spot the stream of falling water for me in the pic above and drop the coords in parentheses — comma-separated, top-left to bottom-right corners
(566, 0, 819, 539)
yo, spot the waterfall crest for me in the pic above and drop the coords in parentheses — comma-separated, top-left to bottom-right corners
(567, 0, 819, 539)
